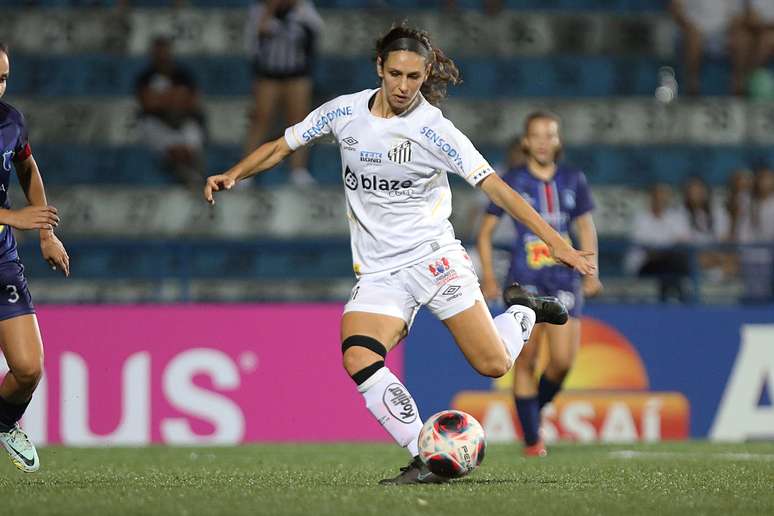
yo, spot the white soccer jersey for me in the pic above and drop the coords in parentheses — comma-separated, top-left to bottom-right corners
(284, 89, 494, 276)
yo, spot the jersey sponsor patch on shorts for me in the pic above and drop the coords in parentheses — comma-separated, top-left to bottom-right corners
(427, 256, 459, 285)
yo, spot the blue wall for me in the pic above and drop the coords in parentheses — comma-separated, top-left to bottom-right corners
(404, 304, 774, 437)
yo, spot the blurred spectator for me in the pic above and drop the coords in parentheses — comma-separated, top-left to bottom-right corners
(135, 36, 206, 191)
(625, 183, 692, 302)
(725, 168, 755, 242)
(739, 166, 774, 301)
(752, 166, 774, 241)
(244, 0, 323, 186)
(676, 176, 734, 280)
(747, 1, 774, 99)
(678, 176, 728, 243)
(669, 0, 750, 95)
(117, 0, 186, 9)
(749, 0, 774, 68)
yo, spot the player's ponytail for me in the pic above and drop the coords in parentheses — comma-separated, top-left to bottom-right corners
(375, 23, 461, 106)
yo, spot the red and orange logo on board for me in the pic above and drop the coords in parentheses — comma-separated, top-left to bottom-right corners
(453, 318, 690, 442)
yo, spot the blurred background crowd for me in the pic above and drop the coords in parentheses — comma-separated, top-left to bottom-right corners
(0, 0, 772, 305)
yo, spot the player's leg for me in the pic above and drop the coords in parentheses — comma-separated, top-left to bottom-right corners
(512, 325, 546, 455)
(244, 78, 281, 155)
(682, 24, 704, 95)
(441, 300, 520, 378)
(283, 77, 314, 184)
(0, 314, 43, 472)
(539, 318, 581, 410)
(421, 249, 564, 377)
(728, 15, 753, 95)
(341, 276, 446, 484)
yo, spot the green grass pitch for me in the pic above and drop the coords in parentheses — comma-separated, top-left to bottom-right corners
(1, 442, 772, 516)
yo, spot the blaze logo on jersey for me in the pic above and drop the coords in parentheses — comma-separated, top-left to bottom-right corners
(2, 151, 13, 172)
(388, 140, 412, 164)
(343, 167, 414, 193)
(428, 257, 451, 276)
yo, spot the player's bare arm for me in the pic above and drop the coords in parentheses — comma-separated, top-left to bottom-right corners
(14, 155, 70, 276)
(475, 213, 501, 300)
(479, 174, 596, 275)
(204, 136, 293, 204)
(574, 212, 603, 296)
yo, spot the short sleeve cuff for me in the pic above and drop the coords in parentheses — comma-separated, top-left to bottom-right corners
(284, 126, 303, 151)
(13, 143, 31, 163)
(466, 163, 495, 186)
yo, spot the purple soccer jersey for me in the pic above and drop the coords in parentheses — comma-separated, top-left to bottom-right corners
(0, 101, 31, 264)
(485, 164, 594, 316)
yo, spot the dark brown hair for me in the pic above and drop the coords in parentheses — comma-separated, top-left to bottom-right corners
(523, 110, 561, 135)
(375, 23, 460, 106)
(0, 42, 8, 56)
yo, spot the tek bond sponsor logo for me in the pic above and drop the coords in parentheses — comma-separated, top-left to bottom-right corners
(384, 383, 418, 424)
(301, 106, 353, 142)
(359, 151, 382, 164)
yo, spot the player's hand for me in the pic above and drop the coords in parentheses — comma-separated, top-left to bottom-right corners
(551, 244, 596, 276)
(204, 174, 236, 205)
(481, 276, 501, 302)
(40, 233, 70, 277)
(7, 206, 60, 230)
(582, 274, 603, 297)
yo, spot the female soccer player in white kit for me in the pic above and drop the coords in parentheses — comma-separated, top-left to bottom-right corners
(204, 24, 595, 484)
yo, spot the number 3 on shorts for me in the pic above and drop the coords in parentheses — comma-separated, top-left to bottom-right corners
(6, 284, 19, 304)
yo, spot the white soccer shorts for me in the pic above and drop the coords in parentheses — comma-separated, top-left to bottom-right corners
(344, 244, 484, 327)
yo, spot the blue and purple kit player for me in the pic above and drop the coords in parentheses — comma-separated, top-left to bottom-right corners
(485, 164, 595, 317)
(0, 101, 36, 320)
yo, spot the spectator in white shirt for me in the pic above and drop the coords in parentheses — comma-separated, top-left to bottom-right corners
(626, 183, 692, 301)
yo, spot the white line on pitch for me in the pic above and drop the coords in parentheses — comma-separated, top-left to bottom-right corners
(609, 450, 774, 461)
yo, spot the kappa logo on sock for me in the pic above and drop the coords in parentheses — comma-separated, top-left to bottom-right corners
(383, 383, 418, 424)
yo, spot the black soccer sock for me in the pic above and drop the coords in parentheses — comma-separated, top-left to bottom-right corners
(515, 396, 540, 446)
(0, 395, 30, 432)
(537, 374, 563, 410)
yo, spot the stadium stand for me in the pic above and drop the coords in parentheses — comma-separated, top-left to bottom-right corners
(0, 1, 771, 303)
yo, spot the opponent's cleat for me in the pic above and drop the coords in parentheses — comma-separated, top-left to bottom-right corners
(0, 424, 40, 472)
(502, 283, 569, 325)
(379, 456, 449, 485)
(523, 440, 548, 458)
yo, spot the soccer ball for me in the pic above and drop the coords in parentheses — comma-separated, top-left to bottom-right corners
(418, 410, 486, 478)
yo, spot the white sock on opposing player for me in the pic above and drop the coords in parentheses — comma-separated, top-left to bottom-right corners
(357, 367, 422, 456)
(493, 305, 537, 366)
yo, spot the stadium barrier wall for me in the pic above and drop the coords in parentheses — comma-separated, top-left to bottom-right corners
(406, 304, 774, 443)
(0, 305, 401, 445)
(1, 304, 770, 445)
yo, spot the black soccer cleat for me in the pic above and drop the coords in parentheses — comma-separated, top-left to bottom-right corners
(502, 283, 569, 325)
(378, 456, 449, 485)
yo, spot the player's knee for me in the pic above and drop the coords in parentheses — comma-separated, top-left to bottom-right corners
(11, 358, 43, 390)
(341, 335, 387, 376)
(474, 354, 511, 379)
(547, 361, 572, 382)
(514, 356, 536, 377)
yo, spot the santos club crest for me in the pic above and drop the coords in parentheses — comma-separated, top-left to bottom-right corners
(388, 140, 412, 164)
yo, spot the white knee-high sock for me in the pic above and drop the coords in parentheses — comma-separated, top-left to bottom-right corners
(357, 367, 422, 457)
(493, 305, 537, 366)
